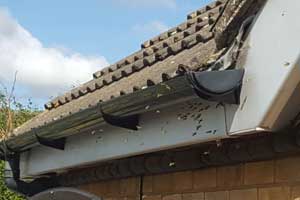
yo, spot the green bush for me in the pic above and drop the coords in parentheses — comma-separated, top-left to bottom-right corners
(0, 161, 24, 200)
(0, 91, 40, 199)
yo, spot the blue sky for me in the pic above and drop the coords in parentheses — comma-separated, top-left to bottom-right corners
(0, 0, 212, 108)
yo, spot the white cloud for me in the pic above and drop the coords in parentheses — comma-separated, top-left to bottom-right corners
(114, 0, 177, 9)
(0, 8, 109, 102)
(133, 21, 169, 35)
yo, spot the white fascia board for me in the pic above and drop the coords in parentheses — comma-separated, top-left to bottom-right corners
(226, 0, 300, 134)
(20, 98, 227, 177)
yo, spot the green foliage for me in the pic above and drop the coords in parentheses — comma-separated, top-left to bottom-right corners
(0, 162, 24, 200)
(0, 91, 40, 199)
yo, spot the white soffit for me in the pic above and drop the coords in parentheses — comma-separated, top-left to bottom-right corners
(20, 98, 227, 177)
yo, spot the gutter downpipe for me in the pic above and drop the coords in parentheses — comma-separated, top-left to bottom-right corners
(3, 153, 59, 197)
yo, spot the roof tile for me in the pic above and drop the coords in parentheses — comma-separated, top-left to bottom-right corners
(13, 0, 228, 138)
(6, 0, 268, 144)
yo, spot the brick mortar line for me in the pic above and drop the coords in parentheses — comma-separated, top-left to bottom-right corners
(140, 176, 144, 200)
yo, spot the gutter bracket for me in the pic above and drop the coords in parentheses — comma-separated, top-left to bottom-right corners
(35, 134, 66, 150)
(100, 107, 140, 130)
(187, 69, 245, 104)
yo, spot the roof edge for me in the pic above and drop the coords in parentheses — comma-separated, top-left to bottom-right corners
(2, 75, 195, 153)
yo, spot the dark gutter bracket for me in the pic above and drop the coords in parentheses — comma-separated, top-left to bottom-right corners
(100, 107, 140, 130)
(187, 69, 245, 104)
(36, 134, 66, 150)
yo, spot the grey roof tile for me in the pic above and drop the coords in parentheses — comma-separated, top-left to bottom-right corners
(11, 0, 228, 138)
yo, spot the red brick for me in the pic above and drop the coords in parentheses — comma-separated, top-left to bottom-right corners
(120, 177, 139, 195)
(162, 194, 182, 200)
(143, 195, 162, 200)
(153, 173, 173, 193)
(258, 186, 290, 200)
(143, 175, 153, 193)
(104, 197, 128, 200)
(193, 168, 217, 189)
(205, 191, 229, 200)
(124, 197, 139, 200)
(230, 189, 257, 200)
(79, 181, 108, 197)
(275, 156, 300, 183)
(182, 192, 204, 200)
(79, 183, 91, 192)
(106, 180, 121, 195)
(217, 165, 243, 187)
(244, 160, 274, 185)
(173, 171, 193, 191)
(291, 185, 300, 200)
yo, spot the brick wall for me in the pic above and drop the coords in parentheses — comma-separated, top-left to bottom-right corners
(79, 155, 300, 200)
